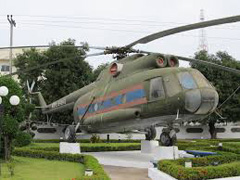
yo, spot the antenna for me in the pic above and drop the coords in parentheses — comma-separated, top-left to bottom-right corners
(198, 9, 208, 51)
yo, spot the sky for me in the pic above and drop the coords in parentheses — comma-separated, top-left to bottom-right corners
(1, 0, 240, 69)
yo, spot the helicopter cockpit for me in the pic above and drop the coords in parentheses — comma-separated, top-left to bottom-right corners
(178, 69, 219, 115)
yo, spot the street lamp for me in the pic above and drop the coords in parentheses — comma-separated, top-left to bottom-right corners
(0, 86, 20, 176)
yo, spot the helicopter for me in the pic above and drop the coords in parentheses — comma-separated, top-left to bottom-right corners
(3, 14, 240, 146)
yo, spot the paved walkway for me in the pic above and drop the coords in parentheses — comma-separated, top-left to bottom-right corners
(84, 151, 153, 179)
(103, 165, 151, 180)
(85, 150, 153, 168)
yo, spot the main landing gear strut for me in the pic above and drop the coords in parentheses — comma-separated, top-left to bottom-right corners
(160, 128, 177, 146)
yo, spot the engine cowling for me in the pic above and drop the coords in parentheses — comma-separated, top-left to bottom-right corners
(165, 55, 179, 67)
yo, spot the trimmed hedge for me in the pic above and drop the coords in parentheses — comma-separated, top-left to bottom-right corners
(18, 143, 141, 152)
(158, 154, 240, 180)
(13, 148, 110, 180)
(33, 139, 141, 143)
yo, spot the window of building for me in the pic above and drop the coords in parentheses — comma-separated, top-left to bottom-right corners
(186, 128, 203, 133)
(231, 128, 240, 133)
(37, 128, 57, 133)
(1, 65, 10, 72)
(216, 128, 226, 133)
(150, 77, 165, 100)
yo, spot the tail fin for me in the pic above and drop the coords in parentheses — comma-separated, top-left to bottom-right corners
(27, 80, 47, 108)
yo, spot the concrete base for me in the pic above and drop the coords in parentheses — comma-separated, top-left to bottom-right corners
(153, 146, 179, 161)
(59, 142, 81, 154)
(141, 140, 159, 153)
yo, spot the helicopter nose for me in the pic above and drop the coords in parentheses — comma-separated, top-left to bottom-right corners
(185, 88, 219, 114)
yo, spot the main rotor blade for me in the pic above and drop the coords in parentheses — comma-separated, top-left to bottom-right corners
(0, 45, 106, 50)
(126, 15, 240, 48)
(9, 52, 105, 76)
(135, 49, 240, 75)
(177, 56, 240, 75)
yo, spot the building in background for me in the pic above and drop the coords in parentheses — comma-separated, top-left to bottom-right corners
(0, 49, 22, 76)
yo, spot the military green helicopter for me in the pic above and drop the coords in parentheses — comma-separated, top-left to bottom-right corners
(3, 15, 240, 146)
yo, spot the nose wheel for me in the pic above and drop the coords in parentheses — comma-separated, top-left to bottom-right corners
(160, 129, 177, 146)
(145, 126, 157, 140)
(64, 125, 76, 143)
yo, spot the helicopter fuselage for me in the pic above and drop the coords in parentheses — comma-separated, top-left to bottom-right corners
(42, 54, 219, 134)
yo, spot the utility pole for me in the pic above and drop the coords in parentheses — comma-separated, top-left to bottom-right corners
(7, 15, 16, 75)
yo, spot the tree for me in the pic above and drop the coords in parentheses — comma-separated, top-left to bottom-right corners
(0, 76, 27, 160)
(191, 50, 240, 138)
(14, 39, 94, 124)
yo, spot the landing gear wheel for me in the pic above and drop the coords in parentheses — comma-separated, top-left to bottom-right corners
(145, 126, 157, 140)
(160, 130, 177, 146)
(64, 125, 76, 143)
(160, 132, 171, 146)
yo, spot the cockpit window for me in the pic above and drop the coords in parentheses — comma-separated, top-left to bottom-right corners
(178, 72, 197, 89)
(190, 70, 212, 88)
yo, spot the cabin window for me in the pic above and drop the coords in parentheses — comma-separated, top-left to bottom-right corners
(178, 72, 197, 90)
(150, 77, 165, 100)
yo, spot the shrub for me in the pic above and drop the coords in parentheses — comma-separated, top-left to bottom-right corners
(158, 155, 240, 180)
(17, 143, 141, 152)
(33, 139, 141, 143)
(90, 134, 101, 143)
(14, 131, 32, 147)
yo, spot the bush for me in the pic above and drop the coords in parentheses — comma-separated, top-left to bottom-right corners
(33, 139, 141, 143)
(90, 134, 101, 143)
(17, 143, 141, 152)
(14, 131, 32, 147)
(158, 155, 240, 180)
(13, 148, 110, 180)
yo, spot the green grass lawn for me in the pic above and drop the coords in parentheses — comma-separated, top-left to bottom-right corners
(1, 156, 84, 180)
